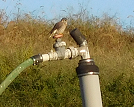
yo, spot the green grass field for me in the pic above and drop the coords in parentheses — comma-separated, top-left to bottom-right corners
(0, 12, 134, 107)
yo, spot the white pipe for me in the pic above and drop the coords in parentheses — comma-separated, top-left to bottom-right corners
(79, 75, 103, 107)
(42, 54, 49, 62)
(42, 47, 79, 62)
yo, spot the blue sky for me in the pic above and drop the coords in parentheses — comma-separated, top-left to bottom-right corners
(0, 0, 134, 27)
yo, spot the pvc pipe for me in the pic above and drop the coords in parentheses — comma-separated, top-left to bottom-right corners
(0, 58, 33, 95)
(77, 59, 103, 107)
(42, 54, 49, 61)
(79, 75, 102, 107)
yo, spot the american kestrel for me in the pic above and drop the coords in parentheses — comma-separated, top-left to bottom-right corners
(49, 18, 67, 38)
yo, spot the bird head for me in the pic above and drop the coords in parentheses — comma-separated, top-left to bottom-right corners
(61, 18, 67, 22)
(61, 18, 67, 24)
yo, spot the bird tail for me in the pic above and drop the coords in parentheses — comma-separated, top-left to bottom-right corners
(49, 34, 53, 38)
(49, 33, 56, 38)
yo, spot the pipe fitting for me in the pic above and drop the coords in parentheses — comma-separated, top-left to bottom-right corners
(78, 46, 90, 59)
(53, 38, 66, 59)
(68, 47, 79, 59)
(70, 28, 90, 59)
(53, 38, 66, 51)
(31, 54, 43, 65)
(76, 58, 99, 77)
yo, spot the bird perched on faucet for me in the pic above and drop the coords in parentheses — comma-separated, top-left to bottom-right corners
(49, 18, 67, 38)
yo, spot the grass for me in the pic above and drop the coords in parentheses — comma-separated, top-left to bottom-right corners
(0, 11, 134, 107)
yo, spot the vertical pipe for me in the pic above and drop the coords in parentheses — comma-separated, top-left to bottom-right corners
(76, 59, 103, 107)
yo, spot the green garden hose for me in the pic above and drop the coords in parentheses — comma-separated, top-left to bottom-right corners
(0, 58, 33, 95)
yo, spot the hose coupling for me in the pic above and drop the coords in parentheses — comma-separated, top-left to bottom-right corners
(31, 54, 43, 65)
